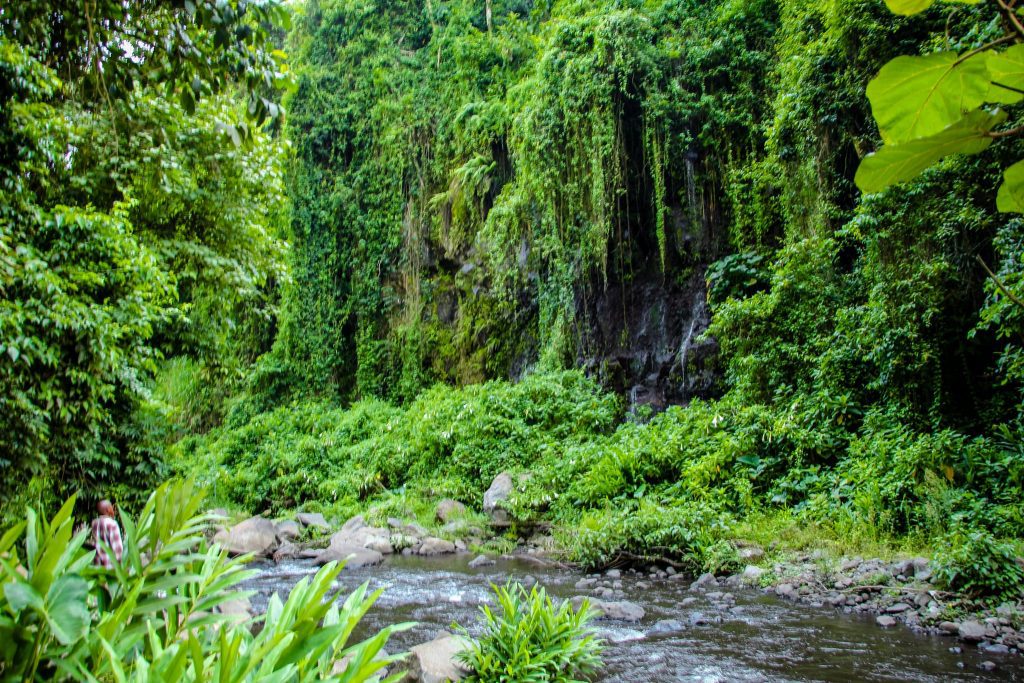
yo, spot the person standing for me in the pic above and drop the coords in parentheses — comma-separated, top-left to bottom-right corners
(91, 499, 123, 569)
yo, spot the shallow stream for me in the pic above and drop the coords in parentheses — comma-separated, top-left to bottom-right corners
(240, 555, 1023, 682)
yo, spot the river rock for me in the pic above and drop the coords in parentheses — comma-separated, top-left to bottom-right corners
(275, 520, 302, 542)
(648, 619, 686, 635)
(217, 595, 254, 623)
(316, 542, 384, 568)
(886, 602, 911, 614)
(468, 554, 495, 568)
(690, 572, 718, 590)
(333, 648, 392, 677)
(736, 543, 765, 563)
(576, 577, 598, 590)
(571, 596, 645, 622)
(876, 615, 897, 628)
(417, 537, 456, 555)
(958, 621, 987, 642)
(296, 512, 331, 531)
(402, 634, 470, 683)
(213, 517, 279, 557)
(436, 499, 467, 523)
(273, 540, 301, 562)
(483, 472, 515, 524)
(739, 565, 766, 584)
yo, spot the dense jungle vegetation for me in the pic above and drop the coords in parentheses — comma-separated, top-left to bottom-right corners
(5, 0, 1024, 601)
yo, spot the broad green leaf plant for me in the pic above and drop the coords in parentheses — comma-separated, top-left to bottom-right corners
(856, 0, 1024, 211)
(0, 480, 410, 682)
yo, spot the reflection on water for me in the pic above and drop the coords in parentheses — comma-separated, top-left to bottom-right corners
(238, 555, 1023, 682)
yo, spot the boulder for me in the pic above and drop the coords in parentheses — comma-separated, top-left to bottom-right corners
(333, 648, 392, 677)
(468, 555, 495, 568)
(571, 596, 645, 622)
(958, 621, 987, 642)
(276, 520, 302, 542)
(690, 572, 719, 591)
(273, 540, 301, 562)
(327, 521, 394, 554)
(436, 499, 467, 524)
(648, 619, 686, 635)
(316, 542, 384, 568)
(483, 472, 515, 524)
(402, 634, 471, 683)
(876, 616, 897, 628)
(296, 512, 331, 531)
(739, 565, 766, 585)
(417, 537, 456, 556)
(213, 517, 279, 557)
(217, 595, 254, 624)
(735, 542, 765, 563)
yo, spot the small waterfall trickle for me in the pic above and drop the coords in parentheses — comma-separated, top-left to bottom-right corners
(676, 290, 708, 394)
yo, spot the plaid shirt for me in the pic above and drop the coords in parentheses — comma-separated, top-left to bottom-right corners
(92, 516, 123, 569)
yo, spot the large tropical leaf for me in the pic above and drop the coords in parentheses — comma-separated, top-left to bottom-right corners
(855, 108, 1006, 193)
(987, 44, 1024, 104)
(997, 159, 1024, 212)
(884, 0, 980, 15)
(867, 51, 990, 144)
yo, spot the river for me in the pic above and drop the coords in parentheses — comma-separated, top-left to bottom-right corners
(239, 555, 1022, 682)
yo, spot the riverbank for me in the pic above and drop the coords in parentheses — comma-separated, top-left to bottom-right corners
(211, 493, 1024, 671)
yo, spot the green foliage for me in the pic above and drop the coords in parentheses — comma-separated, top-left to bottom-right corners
(933, 528, 1024, 600)
(457, 583, 603, 683)
(0, 480, 409, 682)
(855, 0, 1024, 210)
(0, 0, 291, 503)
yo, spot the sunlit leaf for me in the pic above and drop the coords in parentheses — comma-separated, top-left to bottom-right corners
(986, 44, 1024, 104)
(855, 108, 1006, 193)
(867, 51, 990, 144)
(996, 158, 1024, 212)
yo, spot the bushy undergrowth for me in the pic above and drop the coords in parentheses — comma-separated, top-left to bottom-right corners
(179, 370, 1024, 592)
(456, 583, 603, 683)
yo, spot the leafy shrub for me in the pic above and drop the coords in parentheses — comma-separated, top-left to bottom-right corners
(0, 480, 409, 682)
(457, 583, 603, 683)
(564, 499, 733, 572)
(932, 528, 1024, 601)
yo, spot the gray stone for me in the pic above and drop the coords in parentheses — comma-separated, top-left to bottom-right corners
(958, 621, 987, 642)
(776, 584, 797, 599)
(939, 621, 960, 634)
(606, 569, 621, 579)
(213, 517, 279, 558)
(980, 642, 1010, 655)
(403, 634, 471, 683)
(679, 597, 698, 608)
(315, 542, 384, 568)
(648, 619, 686, 635)
(483, 472, 515, 522)
(436, 499, 467, 524)
(275, 520, 302, 542)
(739, 565, 766, 585)
(886, 602, 912, 614)
(570, 596, 645, 622)
(417, 537, 456, 555)
(980, 661, 997, 672)
(690, 572, 719, 591)
(217, 595, 253, 623)
(333, 648, 391, 677)
(575, 578, 597, 590)
(876, 615, 897, 628)
(736, 544, 765, 563)
(273, 540, 301, 562)
(296, 512, 331, 531)
(468, 554, 495, 568)
(364, 535, 395, 555)
(521, 575, 537, 589)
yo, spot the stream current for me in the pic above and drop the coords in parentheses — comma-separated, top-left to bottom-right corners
(240, 555, 1023, 682)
